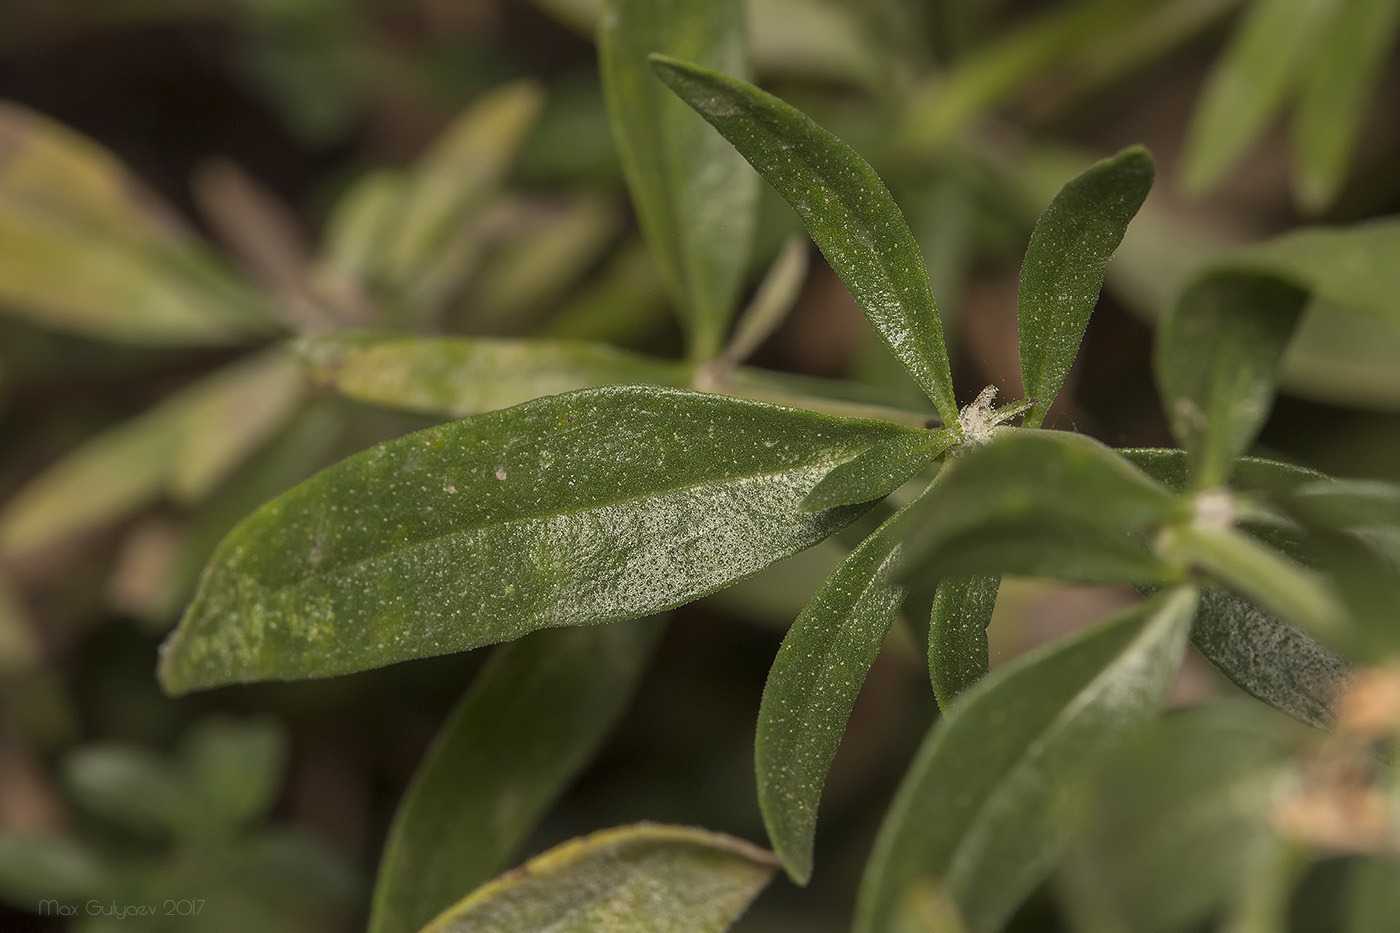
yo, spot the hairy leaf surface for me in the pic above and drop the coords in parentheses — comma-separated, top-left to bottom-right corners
(800, 429, 952, 511)
(160, 386, 905, 693)
(928, 574, 1001, 711)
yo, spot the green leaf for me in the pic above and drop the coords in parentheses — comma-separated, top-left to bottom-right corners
(0, 834, 115, 904)
(1060, 702, 1299, 933)
(297, 332, 687, 418)
(756, 493, 922, 885)
(600, 0, 756, 360)
(800, 429, 952, 511)
(158, 386, 905, 693)
(420, 823, 778, 933)
(1117, 447, 1323, 497)
(928, 574, 1000, 711)
(854, 587, 1197, 933)
(718, 233, 810, 368)
(1284, 478, 1400, 534)
(1180, 0, 1339, 193)
(1191, 587, 1345, 730)
(1154, 272, 1307, 489)
(650, 55, 958, 423)
(899, 431, 1184, 584)
(1018, 146, 1154, 429)
(1346, 856, 1400, 933)
(180, 716, 289, 831)
(62, 745, 189, 837)
(1291, 0, 1400, 211)
(0, 102, 275, 344)
(370, 620, 662, 933)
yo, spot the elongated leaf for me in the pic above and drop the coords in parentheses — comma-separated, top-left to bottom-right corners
(420, 823, 777, 933)
(600, 0, 756, 360)
(159, 386, 906, 693)
(371, 620, 662, 933)
(800, 429, 952, 511)
(1155, 272, 1307, 489)
(62, 745, 189, 837)
(1192, 587, 1345, 729)
(1292, 0, 1400, 211)
(1018, 146, 1154, 429)
(928, 574, 1000, 711)
(757, 491, 926, 885)
(650, 56, 959, 423)
(1061, 703, 1298, 933)
(297, 332, 687, 418)
(1118, 447, 1323, 496)
(899, 431, 1184, 585)
(854, 587, 1197, 933)
(1181, 0, 1339, 193)
(1285, 478, 1400, 534)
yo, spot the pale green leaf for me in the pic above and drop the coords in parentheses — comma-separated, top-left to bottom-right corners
(420, 823, 777, 933)
(855, 588, 1197, 933)
(650, 55, 958, 423)
(600, 0, 756, 359)
(1154, 272, 1306, 489)
(371, 620, 662, 933)
(928, 574, 1000, 711)
(62, 745, 188, 837)
(719, 233, 810, 368)
(1181, 0, 1339, 193)
(1291, 0, 1400, 211)
(800, 429, 952, 512)
(296, 332, 687, 418)
(158, 386, 907, 693)
(1018, 146, 1154, 429)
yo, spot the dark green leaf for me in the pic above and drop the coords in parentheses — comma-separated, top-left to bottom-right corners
(370, 620, 662, 933)
(159, 386, 905, 693)
(1017, 146, 1154, 429)
(800, 429, 951, 511)
(1180, 0, 1339, 193)
(1154, 272, 1307, 489)
(297, 333, 688, 418)
(1118, 448, 1323, 497)
(1291, 0, 1400, 211)
(0, 834, 115, 903)
(1061, 703, 1299, 933)
(650, 55, 958, 423)
(180, 716, 289, 831)
(1190, 587, 1345, 730)
(928, 574, 1000, 711)
(600, 0, 756, 360)
(420, 823, 778, 933)
(756, 493, 923, 885)
(899, 431, 1184, 585)
(854, 588, 1197, 933)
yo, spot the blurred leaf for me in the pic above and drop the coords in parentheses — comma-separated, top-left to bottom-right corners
(381, 82, 545, 290)
(420, 823, 777, 933)
(1292, 0, 1400, 211)
(756, 492, 923, 885)
(1281, 301, 1400, 409)
(0, 575, 38, 672)
(1226, 220, 1400, 323)
(62, 745, 188, 837)
(0, 833, 114, 903)
(0, 102, 275, 344)
(1155, 272, 1306, 488)
(855, 588, 1198, 933)
(600, 0, 757, 360)
(1181, 0, 1339, 193)
(1118, 447, 1322, 496)
(159, 386, 907, 693)
(370, 620, 662, 933)
(318, 168, 407, 289)
(928, 574, 1000, 711)
(747, 0, 884, 87)
(1060, 702, 1298, 933)
(297, 332, 687, 418)
(1191, 587, 1346, 729)
(899, 431, 1184, 584)
(180, 716, 289, 832)
(800, 429, 952, 511)
(719, 233, 810, 368)
(1346, 856, 1400, 933)
(651, 56, 959, 423)
(1018, 146, 1154, 429)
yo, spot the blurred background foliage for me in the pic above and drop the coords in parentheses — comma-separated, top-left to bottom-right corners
(0, 0, 1397, 930)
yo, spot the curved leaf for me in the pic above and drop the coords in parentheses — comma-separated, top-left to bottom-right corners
(600, 0, 756, 359)
(854, 587, 1197, 933)
(370, 620, 662, 933)
(159, 386, 906, 693)
(420, 823, 777, 933)
(650, 55, 958, 423)
(928, 574, 1000, 711)
(756, 489, 927, 885)
(800, 429, 952, 511)
(1018, 146, 1154, 429)
(1155, 271, 1307, 489)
